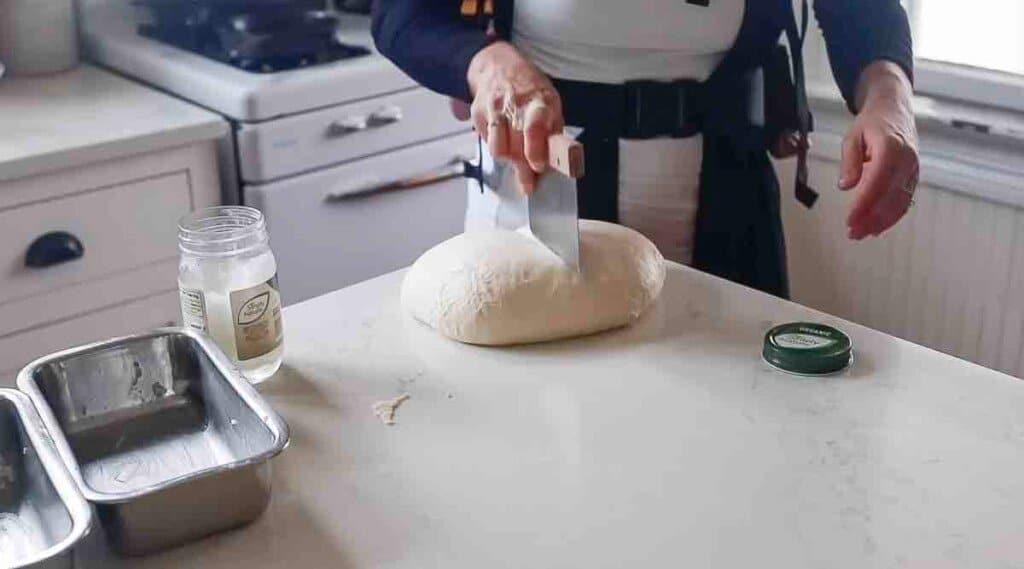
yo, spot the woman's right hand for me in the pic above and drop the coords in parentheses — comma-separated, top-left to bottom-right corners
(467, 41, 565, 194)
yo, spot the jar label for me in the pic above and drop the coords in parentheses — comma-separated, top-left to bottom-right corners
(774, 333, 835, 349)
(179, 288, 208, 332)
(230, 276, 284, 361)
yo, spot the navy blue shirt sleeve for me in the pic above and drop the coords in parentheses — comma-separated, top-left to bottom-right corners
(814, 0, 914, 112)
(372, 1, 491, 102)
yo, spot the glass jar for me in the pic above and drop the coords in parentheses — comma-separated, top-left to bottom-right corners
(178, 206, 283, 383)
(0, 0, 79, 76)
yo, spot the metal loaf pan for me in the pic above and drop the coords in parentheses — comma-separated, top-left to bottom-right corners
(16, 328, 289, 557)
(0, 389, 91, 569)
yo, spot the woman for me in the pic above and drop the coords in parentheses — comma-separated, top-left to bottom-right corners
(372, 0, 918, 298)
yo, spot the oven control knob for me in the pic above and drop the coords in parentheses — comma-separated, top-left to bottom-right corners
(327, 115, 369, 138)
(368, 105, 403, 127)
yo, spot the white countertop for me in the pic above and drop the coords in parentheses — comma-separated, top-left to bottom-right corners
(0, 64, 227, 182)
(82, 264, 1024, 568)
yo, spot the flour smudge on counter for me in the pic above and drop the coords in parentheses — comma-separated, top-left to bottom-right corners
(373, 393, 411, 426)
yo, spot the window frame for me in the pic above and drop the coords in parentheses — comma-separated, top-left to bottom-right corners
(914, 61, 1024, 114)
(905, 0, 1024, 113)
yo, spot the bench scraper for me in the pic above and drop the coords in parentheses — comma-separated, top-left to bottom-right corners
(528, 133, 584, 269)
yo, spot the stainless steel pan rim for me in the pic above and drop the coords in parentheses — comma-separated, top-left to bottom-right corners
(0, 388, 92, 569)
(15, 327, 290, 505)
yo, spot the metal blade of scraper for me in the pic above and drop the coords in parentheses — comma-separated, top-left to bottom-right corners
(528, 133, 584, 269)
(477, 146, 510, 191)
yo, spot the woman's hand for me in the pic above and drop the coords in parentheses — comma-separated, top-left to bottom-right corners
(838, 61, 919, 240)
(467, 41, 565, 193)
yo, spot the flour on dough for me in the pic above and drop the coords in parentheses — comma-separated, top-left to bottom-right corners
(401, 220, 666, 345)
(372, 393, 410, 426)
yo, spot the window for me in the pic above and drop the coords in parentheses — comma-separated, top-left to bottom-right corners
(911, 0, 1024, 76)
(906, 0, 1024, 112)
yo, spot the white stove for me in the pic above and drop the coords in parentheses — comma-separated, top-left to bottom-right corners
(80, 0, 473, 304)
(79, 0, 411, 122)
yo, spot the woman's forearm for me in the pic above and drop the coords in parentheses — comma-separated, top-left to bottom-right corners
(371, 0, 491, 101)
(854, 60, 913, 114)
(814, 0, 913, 113)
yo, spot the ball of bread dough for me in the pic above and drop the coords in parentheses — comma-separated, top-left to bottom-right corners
(401, 220, 666, 345)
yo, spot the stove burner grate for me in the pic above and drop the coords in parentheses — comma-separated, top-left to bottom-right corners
(135, 2, 370, 73)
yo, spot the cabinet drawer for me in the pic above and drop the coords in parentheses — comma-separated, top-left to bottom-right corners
(236, 87, 470, 183)
(0, 292, 179, 382)
(0, 171, 194, 306)
(246, 133, 476, 305)
(0, 260, 178, 338)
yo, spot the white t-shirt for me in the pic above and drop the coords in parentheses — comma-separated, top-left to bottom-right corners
(513, 0, 745, 83)
(467, 0, 746, 265)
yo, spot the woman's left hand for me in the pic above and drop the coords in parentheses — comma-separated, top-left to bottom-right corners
(838, 61, 919, 240)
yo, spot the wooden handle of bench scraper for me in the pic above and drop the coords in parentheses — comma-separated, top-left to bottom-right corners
(548, 134, 585, 179)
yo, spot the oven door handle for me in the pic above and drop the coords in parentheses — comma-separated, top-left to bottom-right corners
(323, 157, 470, 202)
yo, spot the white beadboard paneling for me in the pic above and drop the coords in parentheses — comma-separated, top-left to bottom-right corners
(1000, 216, 1024, 375)
(865, 210, 894, 338)
(921, 189, 952, 350)
(977, 205, 1017, 366)
(781, 145, 1024, 379)
(937, 191, 973, 356)
(903, 185, 935, 347)
(785, 77, 1024, 379)
(883, 204, 915, 339)
(955, 199, 993, 363)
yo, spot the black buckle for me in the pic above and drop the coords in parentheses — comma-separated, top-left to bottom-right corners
(622, 79, 701, 139)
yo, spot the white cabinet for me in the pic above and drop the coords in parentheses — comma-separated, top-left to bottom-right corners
(0, 144, 222, 380)
(236, 88, 467, 183)
(247, 133, 475, 305)
(0, 170, 191, 308)
(0, 65, 227, 380)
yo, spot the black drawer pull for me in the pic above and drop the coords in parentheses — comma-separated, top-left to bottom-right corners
(25, 231, 84, 268)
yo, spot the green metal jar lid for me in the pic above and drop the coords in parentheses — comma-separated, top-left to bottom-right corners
(763, 322, 852, 376)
